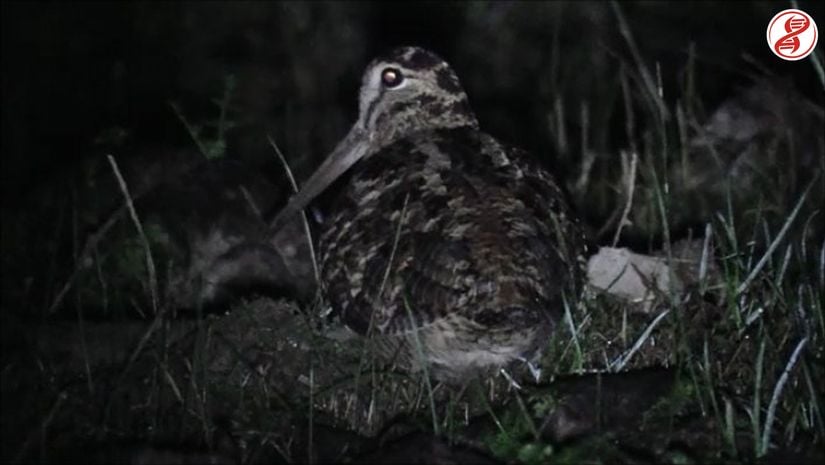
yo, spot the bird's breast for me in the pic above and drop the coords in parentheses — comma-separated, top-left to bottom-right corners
(314, 127, 585, 378)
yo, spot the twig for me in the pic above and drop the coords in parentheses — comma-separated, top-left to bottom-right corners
(101, 312, 167, 430)
(355, 192, 411, 424)
(13, 391, 67, 463)
(239, 185, 263, 220)
(611, 1, 670, 121)
(404, 297, 439, 435)
(169, 102, 210, 158)
(71, 186, 95, 396)
(106, 154, 159, 314)
(611, 151, 638, 247)
(620, 65, 638, 157)
(790, 0, 825, 90)
(573, 101, 595, 194)
(47, 205, 127, 314)
(268, 136, 320, 287)
(378, 193, 410, 301)
(698, 223, 713, 292)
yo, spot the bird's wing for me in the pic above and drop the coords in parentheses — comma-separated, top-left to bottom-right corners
(319, 128, 586, 337)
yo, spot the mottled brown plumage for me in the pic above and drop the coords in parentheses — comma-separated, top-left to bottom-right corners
(272, 47, 587, 382)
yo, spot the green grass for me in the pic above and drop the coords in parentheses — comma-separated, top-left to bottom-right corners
(2, 6, 823, 464)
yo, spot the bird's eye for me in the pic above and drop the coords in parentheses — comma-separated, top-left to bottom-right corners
(381, 67, 404, 88)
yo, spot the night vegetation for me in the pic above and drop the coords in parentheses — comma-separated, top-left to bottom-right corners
(2, 2, 823, 463)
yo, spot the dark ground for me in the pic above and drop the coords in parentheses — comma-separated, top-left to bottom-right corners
(2, 2, 824, 464)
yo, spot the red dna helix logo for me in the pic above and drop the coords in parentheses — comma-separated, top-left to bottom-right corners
(776, 16, 809, 54)
(767, 9, 818, 61)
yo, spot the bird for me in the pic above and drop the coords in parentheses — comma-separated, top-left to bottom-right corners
(271, 46, 588, 383)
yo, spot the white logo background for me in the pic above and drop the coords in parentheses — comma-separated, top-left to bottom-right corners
(766, 9, 818, 61)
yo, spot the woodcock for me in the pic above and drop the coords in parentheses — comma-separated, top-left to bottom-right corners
(271, 46, 588, 382)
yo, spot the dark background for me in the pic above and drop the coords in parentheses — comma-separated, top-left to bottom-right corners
(2, 4, 824, 463)
(3, 1, 823, 207)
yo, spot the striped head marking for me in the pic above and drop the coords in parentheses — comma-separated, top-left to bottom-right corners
(271, 47, 478, 231)
(356, 46, 479, 148)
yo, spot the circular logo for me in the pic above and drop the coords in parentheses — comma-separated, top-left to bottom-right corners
(767, 9, 818, 61)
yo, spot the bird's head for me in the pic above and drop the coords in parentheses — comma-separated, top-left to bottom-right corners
(355, 46, 478, 148)
(270, 47, 478, 231)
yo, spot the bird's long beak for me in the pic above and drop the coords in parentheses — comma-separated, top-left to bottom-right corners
(270, 125, 370, 232)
